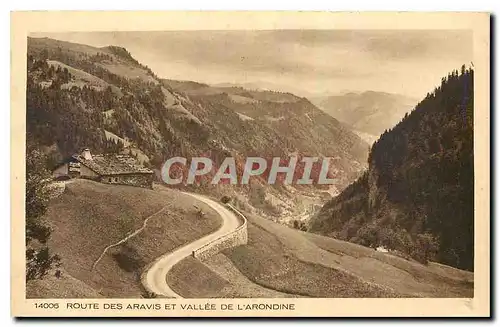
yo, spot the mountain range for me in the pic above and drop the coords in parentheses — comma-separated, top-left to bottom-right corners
(25, 36, 475, 299)
(311, 91, 418, 143)
(26, 36, 368, 218)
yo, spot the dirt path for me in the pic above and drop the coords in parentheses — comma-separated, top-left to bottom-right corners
(91, 205, 171, 271)
(141, 192, 242, 298)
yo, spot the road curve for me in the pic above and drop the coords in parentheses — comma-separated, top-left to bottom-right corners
(141, 192, 242, 298)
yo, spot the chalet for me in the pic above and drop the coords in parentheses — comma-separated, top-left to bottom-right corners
(53, 148, 154, 189)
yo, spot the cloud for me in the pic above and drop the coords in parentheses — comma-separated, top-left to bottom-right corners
(33, 30, 472, 98)
(360, 30, 472, 61)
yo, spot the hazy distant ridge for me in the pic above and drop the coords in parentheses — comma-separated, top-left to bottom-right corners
(311, 91, 418, 138)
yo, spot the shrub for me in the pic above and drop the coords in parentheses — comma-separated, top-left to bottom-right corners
(411, 232, 440, 264)
(112, 245, 145, 273)
(292, 220, 308, 231)
(378, 227, 396, 249)
(220, 195, 231, 204)
(26, 146, 61, 281)
(356, 224, 378, 248)
(26, 248, 61, 281)
(141, 290, 158, 298)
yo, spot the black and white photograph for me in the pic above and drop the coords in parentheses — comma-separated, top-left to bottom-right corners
(11, 11, 490, 317)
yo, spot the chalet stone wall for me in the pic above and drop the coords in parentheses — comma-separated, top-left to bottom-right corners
(52, 163, 69, 178)
(99, 173, 153, 189)
(192, 204, 248, 260)
(80, 165, 98, 178)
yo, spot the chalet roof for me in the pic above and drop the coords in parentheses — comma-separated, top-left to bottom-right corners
(72, 153, 153, 175)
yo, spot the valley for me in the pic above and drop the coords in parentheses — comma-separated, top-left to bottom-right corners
(310, 68, 475, 272)
(27, 36, 368, 225)
(25, 35, 475, 299)
(28, 179, 473, 299)
(311, 91, 418, 143)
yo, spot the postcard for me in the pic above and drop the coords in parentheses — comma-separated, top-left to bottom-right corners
(11, 11, 490, 317)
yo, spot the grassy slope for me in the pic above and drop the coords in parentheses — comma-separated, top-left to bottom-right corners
(247, 213, 472, 297)
(30, 179, 473, 298)
(168, 253, 299, 298)
(167, 256, 231, 298)
(26, 268, 102, 299)
(224, 221, 400, 298)
(169, 211, 473, 298)
(304, 232, 473, 297)
(235, 213, 472, 297)
(27, 180, 222, 298)
(47, 60, 111, 91)
(29, 37, 156, 84)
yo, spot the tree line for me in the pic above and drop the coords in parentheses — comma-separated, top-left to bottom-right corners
(312, 66, 474, 271)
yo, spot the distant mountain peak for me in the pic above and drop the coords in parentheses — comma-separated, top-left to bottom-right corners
(310, 91, 418, 137)
(310, 68, 474, 271)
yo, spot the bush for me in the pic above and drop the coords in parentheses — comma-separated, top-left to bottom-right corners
(392, 228, 413, 253)
(378, 227, 396, 249)
(26, 248, 61, 281)
(411, 233, 440, 264)
(220, 195, 231, 204)
(356, 224, 378, 248)
(292, 220, 308, 231)
(141, 290, 158, 298)
(26, 146, 61, 281)
(112, 245, 145, 273)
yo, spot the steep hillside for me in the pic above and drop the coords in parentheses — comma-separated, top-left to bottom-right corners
(27, 180, 222, 298)
(167, 209, 473, 298)
(27, 37, 368, 220)
(162, 79, 367, 167)
(310, 68, 474, 271)
(29, 179, 473, 299)
(311, 91, 417, 141)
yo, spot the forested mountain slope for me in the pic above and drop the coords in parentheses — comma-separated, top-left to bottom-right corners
(310, 67, 474, 271)
(27, 37, 368, 217)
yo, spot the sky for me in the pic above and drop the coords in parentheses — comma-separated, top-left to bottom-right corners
(34, 30, 472, 99)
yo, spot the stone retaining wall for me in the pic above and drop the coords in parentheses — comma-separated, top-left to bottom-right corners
(99, 173, 153, 189)
(192, 204, 248, 260)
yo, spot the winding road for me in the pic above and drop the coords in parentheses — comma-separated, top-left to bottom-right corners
(141, 192, 242, 298)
